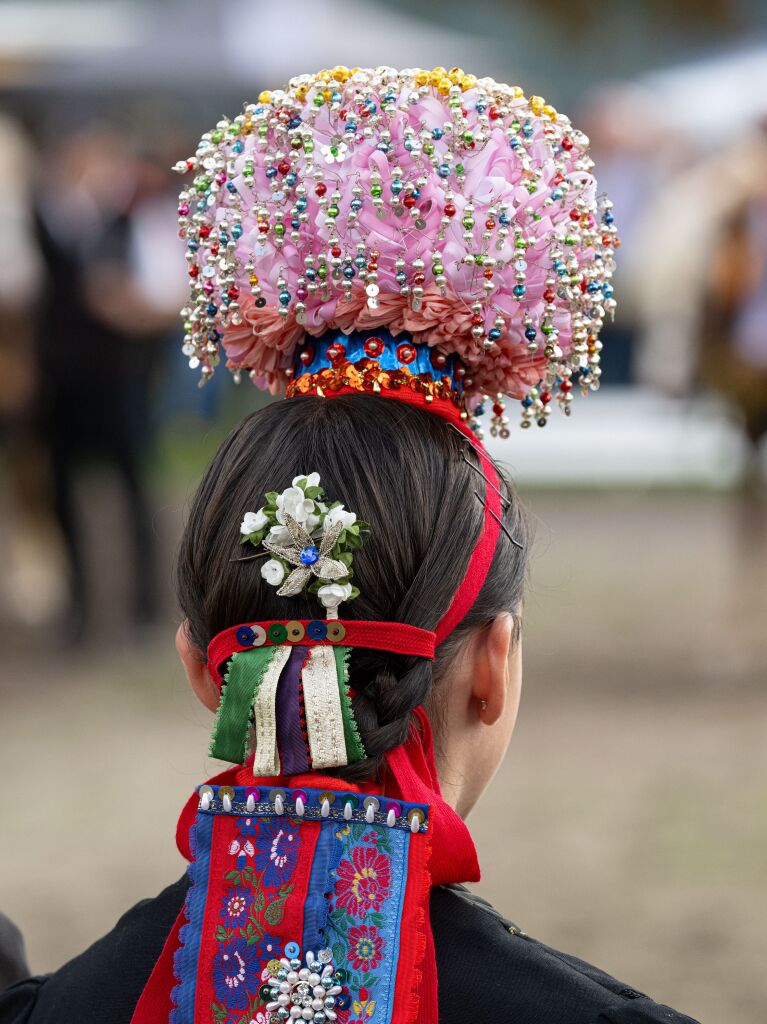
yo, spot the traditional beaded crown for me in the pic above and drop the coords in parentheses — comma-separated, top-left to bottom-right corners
(175, 65, 617, 433)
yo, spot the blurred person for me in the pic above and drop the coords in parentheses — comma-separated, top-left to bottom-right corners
(32, 125, 183, 642)
(633, 124, 767, 430)
(0, 68, 698, 1024)
(0, 115, 69, 629)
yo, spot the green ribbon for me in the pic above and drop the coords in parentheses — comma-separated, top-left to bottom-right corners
(209, 647, 279, 764)
(333, 645, 366, 764)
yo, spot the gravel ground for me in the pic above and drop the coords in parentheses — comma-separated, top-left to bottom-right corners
(1, 484, 765, 1024)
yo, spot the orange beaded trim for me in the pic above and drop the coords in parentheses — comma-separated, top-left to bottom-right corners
(286, 359, 464, 408)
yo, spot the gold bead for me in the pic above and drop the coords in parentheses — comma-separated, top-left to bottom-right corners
(258, 90, 271, 104)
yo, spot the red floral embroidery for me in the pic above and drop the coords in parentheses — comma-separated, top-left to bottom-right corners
(334, 845, 392, 916)
(346, 925, 384, 971)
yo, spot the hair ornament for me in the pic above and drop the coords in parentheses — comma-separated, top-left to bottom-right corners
(175, 65, 618, 432)
(240, 473, 368, 614)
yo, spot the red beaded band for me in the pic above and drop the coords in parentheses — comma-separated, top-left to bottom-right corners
(207, 618, 436, 685)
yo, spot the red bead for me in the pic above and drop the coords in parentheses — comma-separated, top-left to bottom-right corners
(403, 194, 417, 209)
(210, 244, 219, 256)
(444, 203, 456, 217)
(198, 225, 211, 238)
(430, 349, 447, 369)
(258, 224, 269, 234)
(471, 314, 484, 326)
(543, 288, 555, 302)
(364, 337, 385, 357)
(485, 219, 495, 230)
(188, 265, 199, 277)
(540, 390, 551, 403)
(483, 269, 494, 280)
(315, 182, 327, 197)
(397, 343, 416, 364)
(561, 136, 573, 151)
(569, 209, 581, 221)
(278, 161, 290, 175)
(413, 273, 425, 285)
(488, 105, 501, 120)
(327, 342, 347, 364)
(492, 402, 505, 415)
(330, 245, 341, 258)
(370, 249, 380, 260)
(560, 380, 572, 392)
(299, 347, 314, 365)
(367, 261, 378, 272)
(227, 286, 239, 300)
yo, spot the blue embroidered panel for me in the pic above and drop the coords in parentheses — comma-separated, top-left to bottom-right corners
(171, 785, 426, 1024)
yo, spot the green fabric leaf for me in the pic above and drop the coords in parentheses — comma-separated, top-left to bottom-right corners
(209, 647, 280, 763)
(334, 646, 366, 763)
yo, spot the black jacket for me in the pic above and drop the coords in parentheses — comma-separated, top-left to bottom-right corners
(0, 878, 699, 1024)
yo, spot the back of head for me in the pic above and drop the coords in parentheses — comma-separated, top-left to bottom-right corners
(176, 393, 528, 781)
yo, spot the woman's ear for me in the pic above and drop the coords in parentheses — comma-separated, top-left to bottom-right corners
(176, 621, 220, 712)
(472, 612, 513, 725)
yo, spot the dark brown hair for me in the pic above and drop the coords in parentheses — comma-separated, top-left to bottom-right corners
(176, 394, 529, 781)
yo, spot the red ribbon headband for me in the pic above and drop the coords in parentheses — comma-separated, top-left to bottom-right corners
(207, 618, 436, 685)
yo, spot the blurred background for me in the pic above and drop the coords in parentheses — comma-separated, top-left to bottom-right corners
(1, 2, 766, 1022)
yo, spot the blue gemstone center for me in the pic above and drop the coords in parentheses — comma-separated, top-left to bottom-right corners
(300, 545, 319, 565)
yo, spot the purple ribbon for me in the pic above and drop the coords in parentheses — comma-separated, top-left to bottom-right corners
(276, 645, 310, 775)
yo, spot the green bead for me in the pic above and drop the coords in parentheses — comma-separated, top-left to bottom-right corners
(195, 178, 210, 192)
(313, 94, 325, 107)
(455, 163, 465, 176)
(462, 131, 473, 144)
(462, 216, 474, 229)
(303, 139, 314, 153)
(511, 120, 520, 131)
(211, 130, 224, 143)
(274, 223, 285, 236)
(564, 234, 576, 246)
(433, 264, 444, 276)
(542, 323, 554, 335)
(334, 969, 348, 984)
(473, 254, 484, 265)
(370, 184, 383, 198)
(258, 125, 268, 137)
(327, 204, 339, 218)
(515, 238, 526, 249)
(318, 265, 328, 279)
(423, 142, 434, 155)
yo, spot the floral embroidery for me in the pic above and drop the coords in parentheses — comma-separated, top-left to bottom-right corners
(220, 886, 252, 927)
(210, 815, 303, 1023)
(346, 925, 384, 972)
(334, 844, 392, 917)
(254, 817, 300, 887)
(212, 938, 260, 1010)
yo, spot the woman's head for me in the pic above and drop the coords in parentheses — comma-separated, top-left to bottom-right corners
(176, 394, 529, 813)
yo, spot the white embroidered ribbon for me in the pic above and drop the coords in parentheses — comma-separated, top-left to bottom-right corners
(252, 645, 292, 776)
(302, 645, 348, 770)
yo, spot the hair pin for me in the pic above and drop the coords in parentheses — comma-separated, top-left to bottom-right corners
(473, 490, 524, 550)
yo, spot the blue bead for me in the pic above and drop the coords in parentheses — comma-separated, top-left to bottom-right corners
(343, 266, 355, 279)
(279, 290, 290, 305)
(226, 181, 237, 193)
(350, 198, 362, 211)
(307, 620, 327, 640)
(551, 189, 563, 200)
(300, 546, 319, 565)
(499, 213, 510, 225)
(265, 167, 277, 179)
(345, 122, 357, 134)
(432, 128, 443, 140)
(411, 188, 420, 199)
(525, 326, 537, 340)
(513, 284, 526, 297)
(404, 140, 414, 151)
(305, 268, 316, 280)
(296, 197, 307, 212)
(604, 211, 614, 224)
(475, 403, 486, 416)
(187, 240, 198, 251)
(291, 219, 299, 229)
(206, 303, 217, 315)
(286, 172, 297, 186)
(476, 103, 487, 113)
(354, 256, 366, 269)
(336, 994, 351, 1010)
(232, 140, 244, 153)
(522, 396, 533, 407)
(284, 941, 300, 959)
(236, 626, 255, 647)
(437, 164, 450, 178)
(232, 225, 243, 239)
(489, 328, 502, 340)
(288, 117, 301, 129)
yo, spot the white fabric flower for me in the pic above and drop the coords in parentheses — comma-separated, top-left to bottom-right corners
(261, 559, 286, 587)
(325, 505, 356, 531)
(240, 509, 268, 535)
(317, 581, 353, 611)
(276, 486, 315, 526)
(292, 472, 321, 490)
(267, 523, 292, 545)
(320, 142, 348, 164)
